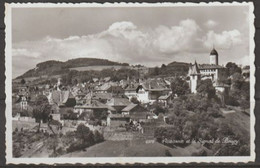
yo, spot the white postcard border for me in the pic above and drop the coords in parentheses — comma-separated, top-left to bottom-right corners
(5, 2, 256, 164)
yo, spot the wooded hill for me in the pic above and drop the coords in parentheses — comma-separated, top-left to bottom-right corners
(16, 58, 129, 79)
(16, 58, 190, 81)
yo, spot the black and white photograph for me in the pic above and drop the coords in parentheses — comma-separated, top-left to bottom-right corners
(5, 2, 255, 164)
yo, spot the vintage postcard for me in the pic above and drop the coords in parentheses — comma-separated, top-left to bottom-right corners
(5, 2, 255, 164)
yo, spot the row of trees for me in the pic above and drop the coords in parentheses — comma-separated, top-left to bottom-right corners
(61, 68, 139, 85)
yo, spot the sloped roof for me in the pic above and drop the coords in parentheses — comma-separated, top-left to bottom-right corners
(121, 103, 138, 112)
(198, 64, 224, 69)
(106, 97, 131, 106)
(125, 83, 139, 91)
(92, 78, 99, 82)
(104, 77, 111, 82)
(50, 90, 75, 106)
(158, 94, 171, 100)
(130, 112, 148, 120)
(99, 83, 112, 90)
(84, 92, 113, 100)
(109, 113, 130, 119)
(210, 48, 218, 55)
(75, 99, 115, 111)
(189, 61, 200, 75)
(92, 92, 113, 100)
(141, 79, 170, 91)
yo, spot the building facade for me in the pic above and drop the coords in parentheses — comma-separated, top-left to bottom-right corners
(188, 48, 226, 93)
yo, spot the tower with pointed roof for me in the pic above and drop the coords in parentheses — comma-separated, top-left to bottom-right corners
(209, 47, 218, 65)
(189, 61, 201, 93)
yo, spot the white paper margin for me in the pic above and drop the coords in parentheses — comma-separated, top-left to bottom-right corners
(4, 2, 256, 164)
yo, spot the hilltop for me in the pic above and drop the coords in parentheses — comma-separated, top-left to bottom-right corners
(16, 58, 129, 79)
(15, 58, 190, 85)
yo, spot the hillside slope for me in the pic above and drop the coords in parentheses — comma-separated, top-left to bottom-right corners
(16, 58, 129, 79)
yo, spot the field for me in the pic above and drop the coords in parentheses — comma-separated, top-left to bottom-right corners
(219, 108, 250, 141)
(61, 140, 209, 157)
(69, 65, 130, 71)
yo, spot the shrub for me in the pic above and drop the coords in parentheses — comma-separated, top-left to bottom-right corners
(165, 149, 172, 156)
(66, 141, 87, 153)
(225, 96, 239, 106)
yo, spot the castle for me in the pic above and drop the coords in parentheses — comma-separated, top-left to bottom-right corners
(188, 48, 226, 93)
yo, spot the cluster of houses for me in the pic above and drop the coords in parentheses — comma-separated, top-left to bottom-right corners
(12, 75, 173, 128)
(12, 48, 250, 129)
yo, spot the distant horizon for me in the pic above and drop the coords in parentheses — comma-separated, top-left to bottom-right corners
(12, 5, 251, 78)
(13, 54, 250, 80)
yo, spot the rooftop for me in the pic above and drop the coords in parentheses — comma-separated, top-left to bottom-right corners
(198, 64, 225, 69)
(106, 97, 131, 106)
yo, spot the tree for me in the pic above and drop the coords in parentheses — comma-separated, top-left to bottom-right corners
(170, 78, 189, 97)
(75, 124, 94, 146)
(226, 62, 242, 76)
(152, 101, 166, 115)
(20, 78, 26, 85)
(130, 96, 140, 104)
(197, 79, 216, 99)
(32, 95, 51, 132)
(229, 73, 249, 107)
(240, 99, 250, 112)
(152, 67, 160, 76)
(73, 79, 78, 85)
(161, 64, 167, 68)
(93, 130, 104, 143)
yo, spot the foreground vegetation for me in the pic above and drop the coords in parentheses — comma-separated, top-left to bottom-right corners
(13, 124, 104, 158)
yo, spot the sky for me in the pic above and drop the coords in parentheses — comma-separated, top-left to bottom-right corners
(12, 4, 251, 78)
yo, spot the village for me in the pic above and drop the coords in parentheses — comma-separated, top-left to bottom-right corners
(11, 48, 251, 157)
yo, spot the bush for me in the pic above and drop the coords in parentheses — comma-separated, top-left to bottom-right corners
(66, 141, 88, 153)
(165, 149, 172, 156)
(225, 96, 239, 106)
(93, 130, 104, 143)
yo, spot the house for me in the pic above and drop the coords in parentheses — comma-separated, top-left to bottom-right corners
(119, 79, 129, 89)
(121, 103, 150, 122)
(158, 94, 172, 107)
(92, 78, 99, 83)
(242, 65, 250, 81)
(106, 97, 132, 113)
(94, 83, 111, 93)
(48, 90, 76, 121)
(74, 99, 116, 116)
(188, 48, 226, 93)
(48, 90, 76, 107)
(107, 113, 130, 127)
(20, 96, 28, 110)
(94, 82, 124, 95)
(124, 82, 139, 100)
(103, 77, 111, 82)
(136, 79, 171, 104)
(121, 103, 147, 115)
(85, 92, 113, 104)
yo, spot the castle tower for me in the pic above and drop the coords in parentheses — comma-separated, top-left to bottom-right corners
(189, 61, 201, 93)
(209, 47, 218, 65)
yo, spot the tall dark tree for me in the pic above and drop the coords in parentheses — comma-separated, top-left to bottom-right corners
(196, 79, 216, 99)
(161, 64, 167, 68)
(170, 78, 189, 97)
(153, 66, 160, 76)
(32, 95, 51, 132)
(226, 62, 242, 76)
(75, 124, 94, 146)
(20, 78, 26, 85)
